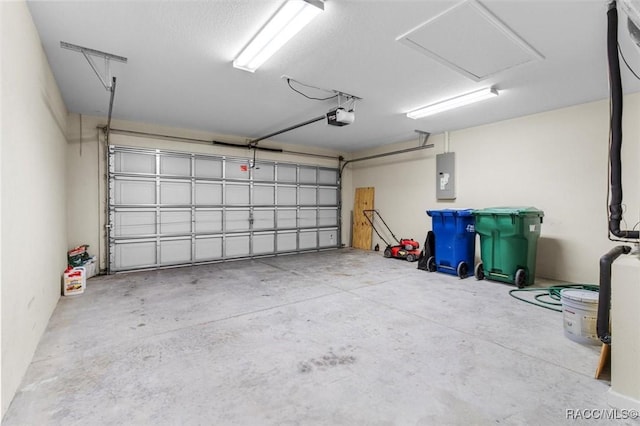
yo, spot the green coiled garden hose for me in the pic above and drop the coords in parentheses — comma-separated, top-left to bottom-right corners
(508, 284, 600, 312)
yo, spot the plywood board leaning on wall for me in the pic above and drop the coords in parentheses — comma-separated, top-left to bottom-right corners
(352, 187, 374, 250)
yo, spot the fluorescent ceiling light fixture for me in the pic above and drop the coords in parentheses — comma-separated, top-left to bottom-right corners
(406, 87, 499, 119)
(233, 0, 323, 72)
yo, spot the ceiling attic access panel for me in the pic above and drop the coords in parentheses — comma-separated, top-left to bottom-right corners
(397, 0, 543, 81)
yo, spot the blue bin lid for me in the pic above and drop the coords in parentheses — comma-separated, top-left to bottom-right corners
(472, 207, 544, 217)
(427, 209, 474, 217)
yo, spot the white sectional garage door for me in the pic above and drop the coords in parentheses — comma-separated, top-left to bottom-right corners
(108, 146, 340, 272)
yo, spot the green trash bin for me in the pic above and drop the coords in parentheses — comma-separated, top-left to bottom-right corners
(472, 207, 544, 288)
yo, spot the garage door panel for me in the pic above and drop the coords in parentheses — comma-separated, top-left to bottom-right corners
(277, 209, 296, 228)
(253, 209, 274, 230)
(319, 229, 338, 247)
(299, 187, 317, 205)
(114, 210, 156, 237)
(299, 231, 318, 250)
(277, 165, 297, 182)
(253, 233, 275, 254)
(115, 241, 156, 269)
(277, 186, 296, 205)
(226, 235, 250, 257)
(161, 181, 191, 204)
(254, 185, 274, 205)
(226, 184, 250, 205)
(195, 183, 222, 205)
(195, 210, 222, 233)
(319, 188, 337, 205)
(195, 157, 222, 178)
(253, 162, 275, 181)
(160, 210, 191, 235)
(318, 209, 338, 226)
(109, 146, 339, 272)
(115, 179, 156, 205)
(160, 155, 190, 176)
(114, 152, 155, 174)
(277, 232, 297, 252)
(195, 237, 222, 261)
(299, 167, 317, 184)
(318, 168, 338, 185)
(160, 239, 191, 264)
(226, 161, 250, 180)
(225, 210, 250, 231)
(299, 209, 317, 227)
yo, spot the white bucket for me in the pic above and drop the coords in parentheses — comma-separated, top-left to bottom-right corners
(561, 288, 600, 345)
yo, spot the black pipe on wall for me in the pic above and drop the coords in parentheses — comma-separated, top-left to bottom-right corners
(607, 1, 639, 240)
(597, 244, 631, 344)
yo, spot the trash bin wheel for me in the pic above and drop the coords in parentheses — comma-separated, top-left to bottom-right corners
(383, 248, 391, 258)
(427, 256, 436, 272)
(474, 263, 485, 280)
(515, 268, 526, 288)
(456, 261, 468, 279)
(406, 253, 416, 262)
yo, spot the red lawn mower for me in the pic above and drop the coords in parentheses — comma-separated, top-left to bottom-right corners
(363, 209, 422, 262)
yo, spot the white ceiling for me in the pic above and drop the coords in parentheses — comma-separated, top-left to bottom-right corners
(27, 0, 640, 152)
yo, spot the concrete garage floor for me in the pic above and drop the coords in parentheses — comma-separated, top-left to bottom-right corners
(3, 249, 621, 425)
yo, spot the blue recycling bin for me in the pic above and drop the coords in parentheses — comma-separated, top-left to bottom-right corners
(426, 209, 476, 279)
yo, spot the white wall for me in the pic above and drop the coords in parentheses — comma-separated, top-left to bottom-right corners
(1, 1, 68, 417)
(65, 115, 347, 271)
(0, 0, 4, 413)
(348, 95, 640, 284)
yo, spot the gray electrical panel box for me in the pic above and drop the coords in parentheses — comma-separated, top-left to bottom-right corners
(436, 152, 455, 200)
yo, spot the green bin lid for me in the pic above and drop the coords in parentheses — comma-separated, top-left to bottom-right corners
(472, 207, 544, 217)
